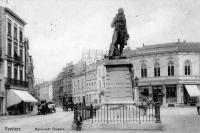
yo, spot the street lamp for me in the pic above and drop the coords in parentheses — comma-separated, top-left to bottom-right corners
(133, 77, 139, 102)
(134, 77, 139, 87)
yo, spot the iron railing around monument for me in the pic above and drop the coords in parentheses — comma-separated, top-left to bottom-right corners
(74, 102, 161, 124)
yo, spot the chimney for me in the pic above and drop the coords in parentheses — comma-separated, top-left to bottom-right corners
(143, 43, 145, 47)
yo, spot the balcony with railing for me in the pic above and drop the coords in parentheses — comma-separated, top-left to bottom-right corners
(6, 78, 28, 88)
(14, 52, 23, 64)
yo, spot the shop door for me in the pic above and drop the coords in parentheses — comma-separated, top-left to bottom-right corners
(153, 86, 163, 103)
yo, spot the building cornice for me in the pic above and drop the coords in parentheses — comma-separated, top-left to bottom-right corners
(4, 7, 26, 25)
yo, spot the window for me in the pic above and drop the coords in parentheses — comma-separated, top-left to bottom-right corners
(141, 63, 147, 78)
(19, 66, 23, 81)
(14, 26, 17, 39)
(154, 62, 160, 77)
(20, 46, 23, 61)
(14, 65, 18, 80)
(168, 61, 174, 76)
(89, 94, 91, 102)
(14, 43, 18, 58)
(185, 60, 191, 75)
(7, 21, 11, 36)
(7, 42, 12, 57)
(7, 62, 12, 78)
(19, 30, 23, 42)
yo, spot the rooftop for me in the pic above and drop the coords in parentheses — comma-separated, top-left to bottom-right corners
(2, 6, 26, 25)
(123, 42, 200, 57)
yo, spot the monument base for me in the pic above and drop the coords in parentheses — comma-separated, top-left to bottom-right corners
(103, 58, 134, 104)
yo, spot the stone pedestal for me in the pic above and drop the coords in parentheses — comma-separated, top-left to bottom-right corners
(103, 59, 134, 104)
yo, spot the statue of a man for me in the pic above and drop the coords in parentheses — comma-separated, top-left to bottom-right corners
(108, 8, 129, 58)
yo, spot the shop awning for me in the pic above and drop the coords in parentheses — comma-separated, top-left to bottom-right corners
(185, 85, 200, 97)
(7, 89, 38, 107)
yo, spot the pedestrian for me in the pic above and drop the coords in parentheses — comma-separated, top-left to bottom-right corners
(90, 104, 93, 118)
(75, 112, 82, 131)
(197, 98, 200, 115)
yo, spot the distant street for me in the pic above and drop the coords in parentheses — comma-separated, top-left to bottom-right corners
(0, 107, 200, 133)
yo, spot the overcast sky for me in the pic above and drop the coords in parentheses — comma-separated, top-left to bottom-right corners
(2, 0, 200, 81)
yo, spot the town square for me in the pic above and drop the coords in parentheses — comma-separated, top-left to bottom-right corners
(0, 0, 200, 133)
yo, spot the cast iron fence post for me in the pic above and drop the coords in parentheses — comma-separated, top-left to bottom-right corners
(155, 102, 161, 123)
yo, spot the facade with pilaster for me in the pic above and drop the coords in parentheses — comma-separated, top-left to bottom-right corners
(0, 6, 29, 115)
(85, 62, 98, 105)
(96, 59, 107, 104)
(127, 41, 200, 106)
(61, 62, 74, 104)
(72, 61, 86, 104)
(52, 72, 64, 106)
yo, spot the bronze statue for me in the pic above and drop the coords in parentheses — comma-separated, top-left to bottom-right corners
(108, 8, 129, 58)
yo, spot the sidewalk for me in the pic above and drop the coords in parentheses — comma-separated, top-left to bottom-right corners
(0, 107, 38, 121)
(0, 107, 64, 121)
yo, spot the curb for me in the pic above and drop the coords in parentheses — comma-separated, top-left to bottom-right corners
(0, 113, 38, 121)
(81, 123, 163, 130)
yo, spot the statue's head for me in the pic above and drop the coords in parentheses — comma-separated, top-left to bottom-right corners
(118, 8, 124, 15)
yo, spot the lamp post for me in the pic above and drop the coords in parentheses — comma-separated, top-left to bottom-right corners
(134, 77, 139, 102)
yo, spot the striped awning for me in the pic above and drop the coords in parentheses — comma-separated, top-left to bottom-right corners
(185, 85, 200, 97)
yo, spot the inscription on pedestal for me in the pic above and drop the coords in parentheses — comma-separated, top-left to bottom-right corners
(104, 66, 133, 104)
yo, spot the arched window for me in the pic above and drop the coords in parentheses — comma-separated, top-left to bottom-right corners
(168, 61, 174, 76)
(141, 63, 147, 78)
(185, 60, 191, 75)
(154, 62, 160, 77)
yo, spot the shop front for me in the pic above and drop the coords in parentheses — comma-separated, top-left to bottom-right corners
(182, 85, 200, 106)
(7, 89, 38, 115)
(166, 85, 177, 105)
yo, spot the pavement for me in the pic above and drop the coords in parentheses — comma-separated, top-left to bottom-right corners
(0, 106, 200, 133)
(0, 106, 38, 121)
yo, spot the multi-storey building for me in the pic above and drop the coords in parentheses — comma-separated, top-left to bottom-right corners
(62, 62, 74, 104)
(72, 61, 86, 104)
(34, 81, 53, 102)
(52, 71, 64, 106)
(52, 62, 74, 106)
(24, 38, 35, 97)
(128, 41, 200, 106)
(0, 6, 37, 115)
(96, 59, 107, 104)
(85, 62, 98, 105)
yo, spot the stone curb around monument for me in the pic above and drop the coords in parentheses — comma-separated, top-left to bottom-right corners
(81, 122, 163, 130)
